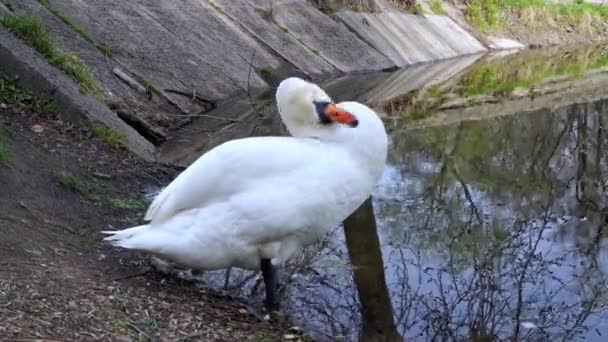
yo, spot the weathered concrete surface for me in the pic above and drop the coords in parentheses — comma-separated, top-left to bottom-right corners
(487, 37, 526, 50)
(0, 27, 157, 161)
(0, 0, 491, 162)
(361, 53, 483, 104)
(25, 0, 279, 98)
(159, 96, 277, 167)
(2, 0, 215, 144)
(215, 0, 338, 76)
(160, 54, 482, 167)
(0, 3, 10, 15)
(335, 12, 486, 66)
(321, 53, 482, 107)
(271, 0, 393, 72)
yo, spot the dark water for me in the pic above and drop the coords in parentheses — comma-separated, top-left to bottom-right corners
(171, 45, 608, 341)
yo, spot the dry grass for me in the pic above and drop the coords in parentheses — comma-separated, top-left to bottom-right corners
(466, 0, 608, 33)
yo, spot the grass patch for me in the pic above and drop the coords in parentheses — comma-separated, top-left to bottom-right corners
(465, 0, 608, 33)
(262, 7, 274, 21)
(411, 2, 425, 14)
(56, 171, 94, 197)
(252, 333, 274, 342)
(94, 43, 113, 56)
(36, 0, 113, 56)
(458, 45, 608, 97)
(311, 0, 338, 14)
(91, 126, 125, 151)
(110, 198, 146, 210)
(56, 170, 125, 203)
(429, 0, 446, 15)
(0, 125, 11, 168)
(279, 25, 288, 32)
(0, 75, 58, 118)
(209, 0, 223, 13)
(382, 44, 608, 127)
(256, 97, 273, 110)
(36, 0, 94, 43)
(259, 67, 273, 79)
(0, 14, 101, 96)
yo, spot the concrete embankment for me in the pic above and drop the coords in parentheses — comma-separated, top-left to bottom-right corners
(0, 0, 487, 161)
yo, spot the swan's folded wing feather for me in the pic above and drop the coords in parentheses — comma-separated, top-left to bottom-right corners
(144, 136, 320, 224)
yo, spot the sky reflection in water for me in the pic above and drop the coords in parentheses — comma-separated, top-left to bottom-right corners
(198, 46, 608, 342)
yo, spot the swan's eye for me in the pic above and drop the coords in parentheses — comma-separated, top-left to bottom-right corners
(314, 101, 333, 125)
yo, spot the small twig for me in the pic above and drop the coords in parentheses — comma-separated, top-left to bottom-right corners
(157, 111, 240, 122)
(127, 320, 151, 341)
(92, 172, 112, 180)
(112, 269, 151, 281)
(113, 67, 147, 94)
(247, 49, 264, 118)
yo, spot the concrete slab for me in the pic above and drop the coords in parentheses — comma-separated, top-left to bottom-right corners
(336, 11, 486, 66)
(272, 0, 394, 72)
(215, 0, 337, 76)
(0, 2, 10, 15)
(159, 96, 277, 167)
(0, 27, 157, 161)
(362, 53, 484, 104)
(33, 0, 278, 98)
(2, 0, 214, 142)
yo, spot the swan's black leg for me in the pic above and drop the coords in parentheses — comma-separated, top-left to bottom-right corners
(260, 258, 279, 311)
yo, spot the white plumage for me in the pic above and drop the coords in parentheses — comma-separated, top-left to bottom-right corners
(103, 78, 388, 273)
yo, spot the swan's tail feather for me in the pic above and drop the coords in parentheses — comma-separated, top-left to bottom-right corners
(102, 224, 151, 249)
(144, 187, 171, 221)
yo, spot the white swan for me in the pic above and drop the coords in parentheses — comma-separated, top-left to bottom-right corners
(103, 77, 388, 309)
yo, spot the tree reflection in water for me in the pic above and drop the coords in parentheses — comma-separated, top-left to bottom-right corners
(199, 99, 608, 342)
(285, 98, 608, 341)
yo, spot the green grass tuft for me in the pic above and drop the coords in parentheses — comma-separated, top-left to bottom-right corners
(0, 75, 58, 118)
(0, 126, 11, 168)
(262, 7, 274, 21)
(56, 171, 92, 196)
(429, 0, 447, 15)
(0, 14, 56, 57)
(94, 43, 113, 56)
(110, 198, 146, 210)
(412, 3, 425, 14)
(313, 0, 337, 14)
(259, 67, 273, 79)
(0, 14, 101, 96)
(91, 126, 125, 151)
(36, 0, 114, 56)
(458, 45, 608, 97)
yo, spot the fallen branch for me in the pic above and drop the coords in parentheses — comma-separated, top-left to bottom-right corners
(158, 111, 240, 123)
(112, 268, 151, 281)
(163, 89, 215, 108)
(112, 67, 147, 94)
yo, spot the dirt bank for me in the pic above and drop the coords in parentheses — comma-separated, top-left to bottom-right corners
(0, 102, 298, 341)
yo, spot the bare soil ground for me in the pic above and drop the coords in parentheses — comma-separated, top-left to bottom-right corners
(0, 103, 297, 341)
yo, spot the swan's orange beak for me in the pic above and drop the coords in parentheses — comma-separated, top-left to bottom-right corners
(325, 103, 358, 127)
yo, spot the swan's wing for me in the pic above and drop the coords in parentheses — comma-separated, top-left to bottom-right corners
(144, 136, 321, 224)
